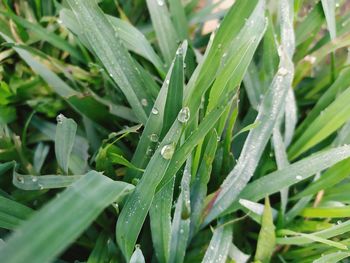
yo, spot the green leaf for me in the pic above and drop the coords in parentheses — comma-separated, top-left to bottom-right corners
(55, 114, 77, 174)
(254, 197, 275, 263)
(108, 153, 144, 172)
(0, 171, 134, 263)
(33, 143, 49, 174)
(313, 251, 350, 263)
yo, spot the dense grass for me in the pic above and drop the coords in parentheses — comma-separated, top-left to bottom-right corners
(1, 0, 350, 262)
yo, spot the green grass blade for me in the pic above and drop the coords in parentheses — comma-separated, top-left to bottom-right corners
(54, 114, 77, 174)
(321, 0, 336, 40)
(168, 160, 191, 263)
(149, 178, 174, 263)
(289, 86, 350, 159)
(254, 197, 275, 263)
(33, 143, 49, 174)
(201, 222, 233, 263)
(204, 49, 294, 225)
(13, 171, 83, 190)
(301, 206, 350, 218)
(0, 171, 134, 263)
(229, 145, 350, 214)
(168, 0, 188, 40)
(0, 11, 83, 62)
(67, 0, 151, 123)
(146, 0, 178, 65)
(0, 195, 32, 230)
(228, 243, 250, 263)
(313, 251, 350, 263)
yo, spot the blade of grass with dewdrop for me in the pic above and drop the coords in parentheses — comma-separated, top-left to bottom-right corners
(13, 171, 83, 190)
(0, 195, 32, 230)
(126, 42, 187, 181)
(54, 114, 77, 174)
(201, 222, 233, 263)
(67, 0, 151, 123)
(59, 8, 165, 75)
(203, 49, 294, 225)
(254, 198, 276, 263)
(168, 159, 191, 263)
(288, 86, 350, 159)
(117, 90, 237, 260)
(226, 145, 350, 214)
(0, 11, 83, 62)
(0, 171, 134, 263)
(146, 0, 178, 65)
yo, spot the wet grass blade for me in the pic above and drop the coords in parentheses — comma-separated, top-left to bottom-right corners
(0, 196, 32, 230)
(67, 0, 151, 123)
(0, 171, 134, 263)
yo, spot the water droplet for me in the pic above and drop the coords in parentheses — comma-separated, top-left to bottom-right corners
(38, 184, 44, 190)
(278, 67, 289, 76)
(157, 0, 164, 6)
(177, 107, 190, 123)
(31, 176, 38, 182)
(132, 178, 140, 185)
(152, 107, 159, 115)
(337, 220, 342, 225)
(165, 79, 170, 85)
(57, 19, 62, 24)
(56, 114, 64, 124)
(109, 73, 113, 78)
(218, 43, 222, 49)
(161, 144, 175, 160)
(149, 133, 159, 142)
(176, 47, 183, 55)
(17, 176, 24, 183)
(141, 99, 148, 107)
(296, 175, 303, 180)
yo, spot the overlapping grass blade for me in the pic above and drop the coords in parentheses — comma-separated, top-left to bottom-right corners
(130, 246, 146, 263)
(0, 195, 32, 230)
(321, 0, 336, 40)
(146, 0, 178, 65)
(67, 0, 151, 123)
(204, 48, 294, 225)
(313, 251, 350, 263)
(0, 171, 134, 263)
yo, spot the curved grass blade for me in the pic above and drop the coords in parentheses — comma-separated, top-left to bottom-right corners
(228, 145, 350, 214)
(228, 243, 250, 263)
(321, 0, 336, 40)
(55, 114, 77, 174)
(13, 170, 83, 190)
(33, 143, 49, 174)
(67, 0, 151, 123)
(254, 197, 275, 263)
(0, 171, 134, 263)
(204, 49, 294, 225)
(201, 222, 233, 263)
(0, 195, 32, 230)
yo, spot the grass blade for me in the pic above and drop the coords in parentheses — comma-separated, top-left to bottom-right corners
(0, 196, 32, 230)
(130, 246, 146, 263)
(54, 114, 77, 174)
(254, 197, 275, 263)
(0, 171, 134, 263)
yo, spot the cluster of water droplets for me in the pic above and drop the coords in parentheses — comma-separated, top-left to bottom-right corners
(56, 113, 64, 124)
